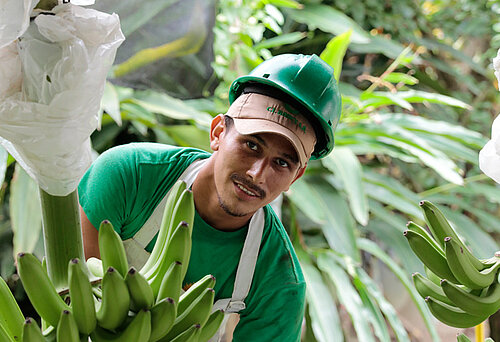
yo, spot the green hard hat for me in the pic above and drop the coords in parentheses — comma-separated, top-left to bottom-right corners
(229, 54, 342, 159)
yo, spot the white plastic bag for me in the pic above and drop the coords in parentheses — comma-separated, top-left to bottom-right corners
(0, 4, 125, 196)
(479, 114, 500, 184)
(0, 42, 22, 99)
(0, 0, 39, 48)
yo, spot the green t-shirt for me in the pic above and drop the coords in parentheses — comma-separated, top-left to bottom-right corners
(78, 142, 306, 341)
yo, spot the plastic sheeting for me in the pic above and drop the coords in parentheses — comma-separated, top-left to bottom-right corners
(479, 51, 500, 184)
(0, 4, 124, 196)
(0, 0, 39, 49)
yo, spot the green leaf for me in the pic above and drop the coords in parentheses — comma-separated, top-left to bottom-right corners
(316, 252, 376, 342)
(160, 125, 211, 152)
(10, 164, 42, 258)
(132, 90, 213, 126)
(320, 30, 352, 81)
(286, 4, 371, 44)
(101, 81, 122, 127)
(322, 147, 368, 226)
(309, 178, 360, 260)
(356, 268, 411, 342)
(397, 90, 472, 110)
(287, 180, 327, 225)
(253, 32, 307, 50)
(0, 146, 7, 187)
(298, 252, 343, 342)
(265, 0, 303, 9)
(382, 72, 419, 85)
(350, 35, 407, 60)
(357, 238, 440, 342)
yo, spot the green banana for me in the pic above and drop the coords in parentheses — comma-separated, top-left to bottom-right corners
(87, 257, 104, 279)
(96, 267, 131, 331)
(403, 230, 458, 283)
(441, 279, 500, 317)
(157, 262, 184, 304)
(16, 253, 70, 327)
(0, 275, 24, 341)
(167, 189, 195, 244)
(147, 222, 191, 295)
(420, 200, 490, 270)
(0, 322, 14, 342)
(406, 221, 443, 253)
(198, 309, 224, 342)
(91, 309, 152, 342)
(125, 267, 155, 311)
(456, 333, 471, 342)
(98, 220, 129, 278)
(68, 258, 96, 335)
(424, 266, 442, 285)
(163, 288, 215, 341)
(56, 310, 79, 342)
(178, 274, 216, 314)
(169, 324, 201, 342)
(412, 272, 454, 305)
(21, 318, 44, 342)
(149, 298, 176, 342)
(444, 237, 500, 290)
(485, 339, 495, 342)
(425, 296, 488, 328)
(140, 180, 187, 275)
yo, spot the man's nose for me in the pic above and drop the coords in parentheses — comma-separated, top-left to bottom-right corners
(246, 158, 268, 183)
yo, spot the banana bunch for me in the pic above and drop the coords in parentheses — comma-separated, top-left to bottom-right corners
(404, 200, 500, 329)
(14, 180, 224, 341)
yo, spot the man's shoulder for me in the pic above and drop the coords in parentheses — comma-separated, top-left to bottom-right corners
(100, 142, 211, 166)
(258, 206, 305, 285)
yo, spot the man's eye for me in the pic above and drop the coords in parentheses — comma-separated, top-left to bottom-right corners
(246, 141, 258, 151)
(276, 159, 289, 168)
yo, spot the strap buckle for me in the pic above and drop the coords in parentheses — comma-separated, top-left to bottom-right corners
(226, 300, 246, 313)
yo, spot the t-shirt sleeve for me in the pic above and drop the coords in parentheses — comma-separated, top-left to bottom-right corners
(232, 282, 306, 342)
(78, 145, 138, 235)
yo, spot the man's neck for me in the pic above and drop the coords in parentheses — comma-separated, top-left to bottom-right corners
(192, 157, 254, 232)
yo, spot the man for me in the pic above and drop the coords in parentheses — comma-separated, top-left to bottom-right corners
(79, 54, 342, 341)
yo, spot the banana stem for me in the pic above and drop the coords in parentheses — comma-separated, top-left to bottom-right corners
(39, 188, 85, 290)
(476, 321, 485, 342)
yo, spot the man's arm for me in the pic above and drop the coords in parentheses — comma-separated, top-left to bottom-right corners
(80, 206, 100, 259)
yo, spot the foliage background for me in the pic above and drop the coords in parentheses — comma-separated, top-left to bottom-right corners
(2, 0, 500, 341)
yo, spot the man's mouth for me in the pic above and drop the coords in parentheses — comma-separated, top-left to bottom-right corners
(231, 174, 265, 199)
(236, 183, 258, 197)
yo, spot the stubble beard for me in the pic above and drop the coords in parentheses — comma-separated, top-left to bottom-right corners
(216, 192, 249, 217)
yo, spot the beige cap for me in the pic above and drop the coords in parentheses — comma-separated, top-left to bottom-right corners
(226, 93, 316, 167)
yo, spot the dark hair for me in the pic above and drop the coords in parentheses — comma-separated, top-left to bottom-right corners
(224, 114, 234, 129)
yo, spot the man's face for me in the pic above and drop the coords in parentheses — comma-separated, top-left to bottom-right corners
(210, 116, 306, 218)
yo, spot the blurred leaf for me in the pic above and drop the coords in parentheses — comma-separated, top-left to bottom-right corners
(298, 252, 344, 342)
(439, 207, 498, 259)
(132, 90, 213, 126)
(349, 35, 407, 60)
(113, 8, 207, 77)
(287, 180, 327, 225)
(286, 4, 371, 44)
(357, 238, 441, 342)
(101, 81, 122, 127)
(317, 252, 377, 342)
(356, 268, 411, 342)
(265, 0, 303, 9)
(397, 90, 472, 110)
(10, 165, 42, 258)
(320, 29, 352, 81)
(309, 178, 360, 261)
(253, 32, 307, 50)
(161, 125, 211, 152)
(0, 146, 7, 187)
(383, 72, 418, 85)
(322, 147, 369, 226)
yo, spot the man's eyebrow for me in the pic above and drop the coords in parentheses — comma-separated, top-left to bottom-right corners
(251, 134, 267, 147)
(282, 152, 299, 165)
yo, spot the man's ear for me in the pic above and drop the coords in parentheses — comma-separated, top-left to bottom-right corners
(210, 114, 226, 151)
